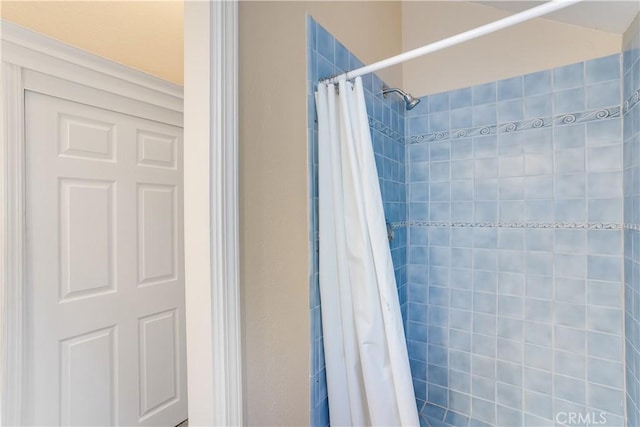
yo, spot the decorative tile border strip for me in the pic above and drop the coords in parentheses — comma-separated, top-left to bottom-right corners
(406, 221, 623, 230)
(624, 89, 640, 115)
(389, 221, 407, 229)
(624, 224, 640, 231)
(368, 116, 405, 143)
(409, 106, 621, 145)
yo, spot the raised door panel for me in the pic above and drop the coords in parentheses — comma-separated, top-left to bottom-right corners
(137, 184, 177, 286)
(60, 326, 117, 426)
(59, 114, 116, 162)
(59, 178, 116, 301)
(138, 309, 179, 421)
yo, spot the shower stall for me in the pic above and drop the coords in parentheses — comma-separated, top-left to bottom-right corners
(308, 4, 640, 426)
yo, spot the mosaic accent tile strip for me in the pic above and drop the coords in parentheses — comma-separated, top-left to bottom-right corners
(389, 221, 407, 229)
(368, 116, 405, 143)
(625, 224, 640, 231)
(624, 89, 640, 114)
(407, 221, 623, 229)
(409, 105, 621, 144)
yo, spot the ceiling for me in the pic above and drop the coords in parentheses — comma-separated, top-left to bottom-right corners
(477, 1, 640, 34)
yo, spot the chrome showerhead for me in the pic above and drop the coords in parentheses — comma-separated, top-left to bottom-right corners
(382, 86, 421, 110)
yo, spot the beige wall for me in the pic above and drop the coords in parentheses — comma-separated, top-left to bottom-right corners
(402, 1, 622, 97)
(238, 2, 401, 424)
(1, 1, 183, 84)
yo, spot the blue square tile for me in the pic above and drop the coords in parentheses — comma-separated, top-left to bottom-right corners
(555, 349, 586, 380)
(525, 321, 552, 347)
(587, 119, 621, 146)
(554, 124, 586, 149)
(525, 275, 553, 300)
(497, 338, 522, 364)
(588, 383, 625, 416)
(556, 375, 587, 406)
(555, 199, 586, 222)
(497, 361, 524, 390)
(555, 302, 586, 329)
(588, 358, 624, 389)
(524, 70, 552, 96)
(450, 350, 471, 373)
(451, 107, 473, 129)
(449, 369, 471, 394)
(587, 305, 622, 334)
(497, 381, 522, 410)
(554, 87, 585, 115)
(452, 139, 474, 159)
(555, 173, 586, 198)
(587, 80, 621, 110)
(525, 200, 554, 222)
(554, 62, 584, 90)
(498, 99, 524, 122)
(498, 76, 523, 101)
(473, 82, 497, 105)
(449, 389, 471, 414)
(423, 402, 447, 421)
(334, 41, 349, 73)
(430, 111, 450, 132)
(556, 325, 587, 354)
(555, 148, 585, 173)
(409, 117, 429, 135)
(588, 230, 622, 256)
(431, 143, 451, 162)
(524, 367, 552, 394)
(428, 383, 449, 407)
(317, 55, 334, 80)
(586, 54, 621, 84)
(524, 343, 553, 371)
(473, 104, 497, 126)
(451, 87, 473, 109)
(587, 255, 622, 282)
(525, 176, 553, 199)
(410, 144, 430, 163)
(588, 331, 622, 361)
(525, 298, 552, 323)
(472, 374, 496, 400)
(315, 25, 334, 63)
(452, 159, 474, 179)
(524, 94, 553, 119)
(429, 92, 450, 113)
(445, 410, 470, 427)
(471, 397, 495, 424)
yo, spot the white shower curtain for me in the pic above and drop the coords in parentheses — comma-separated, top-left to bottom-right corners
(315, 77, 419, 427)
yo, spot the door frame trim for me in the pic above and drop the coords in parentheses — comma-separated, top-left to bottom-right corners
(1, 61, 26, 427)
(1, 11, 242, 425)
(183, 2, 243, 425)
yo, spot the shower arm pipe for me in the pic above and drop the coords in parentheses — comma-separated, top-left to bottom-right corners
(323, 0, 583, 84)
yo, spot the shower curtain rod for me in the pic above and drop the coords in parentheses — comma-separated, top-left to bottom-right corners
(323, 0, 584, 85)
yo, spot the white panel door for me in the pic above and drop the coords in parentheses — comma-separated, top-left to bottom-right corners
(24, 91, 186, 426)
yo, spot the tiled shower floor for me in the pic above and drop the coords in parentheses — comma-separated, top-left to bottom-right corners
(420, 402, 492, 427)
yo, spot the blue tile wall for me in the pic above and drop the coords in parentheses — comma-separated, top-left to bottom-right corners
(307, 17, 408, 426)
(308, 13, 638, 427)
(624, 13, 640, 427)
(406, 55, 626, 426)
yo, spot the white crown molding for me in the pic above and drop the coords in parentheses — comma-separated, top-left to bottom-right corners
(1, 19, 183, 112)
